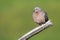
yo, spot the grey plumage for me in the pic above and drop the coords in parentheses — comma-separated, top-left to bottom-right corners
(44, 12, 48, 22)
(33, 7, 48, 25)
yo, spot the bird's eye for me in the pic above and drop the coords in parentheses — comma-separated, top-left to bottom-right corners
(36, 9, 38, 10)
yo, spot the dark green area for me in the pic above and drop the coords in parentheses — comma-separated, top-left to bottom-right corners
(0, 0, 60, 40)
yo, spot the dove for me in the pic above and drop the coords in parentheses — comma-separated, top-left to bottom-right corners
(33, 7, 48, 25)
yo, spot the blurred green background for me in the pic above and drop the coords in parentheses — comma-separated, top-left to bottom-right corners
(0, 0, 60, 40)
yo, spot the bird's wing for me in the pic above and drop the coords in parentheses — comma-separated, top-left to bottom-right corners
(44, 11, 49, 22)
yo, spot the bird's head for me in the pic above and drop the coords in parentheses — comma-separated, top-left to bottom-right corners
(34, 7, 42, 13)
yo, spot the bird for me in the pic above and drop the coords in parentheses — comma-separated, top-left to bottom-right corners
(33, 7, 48, 25)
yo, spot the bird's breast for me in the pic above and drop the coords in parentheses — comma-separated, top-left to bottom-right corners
(33, 12, 45, 24)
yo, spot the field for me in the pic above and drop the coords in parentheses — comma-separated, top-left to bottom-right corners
(0, 0, 60, 40)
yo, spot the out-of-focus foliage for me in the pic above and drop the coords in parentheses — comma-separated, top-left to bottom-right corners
(0, 0, 60, 40)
